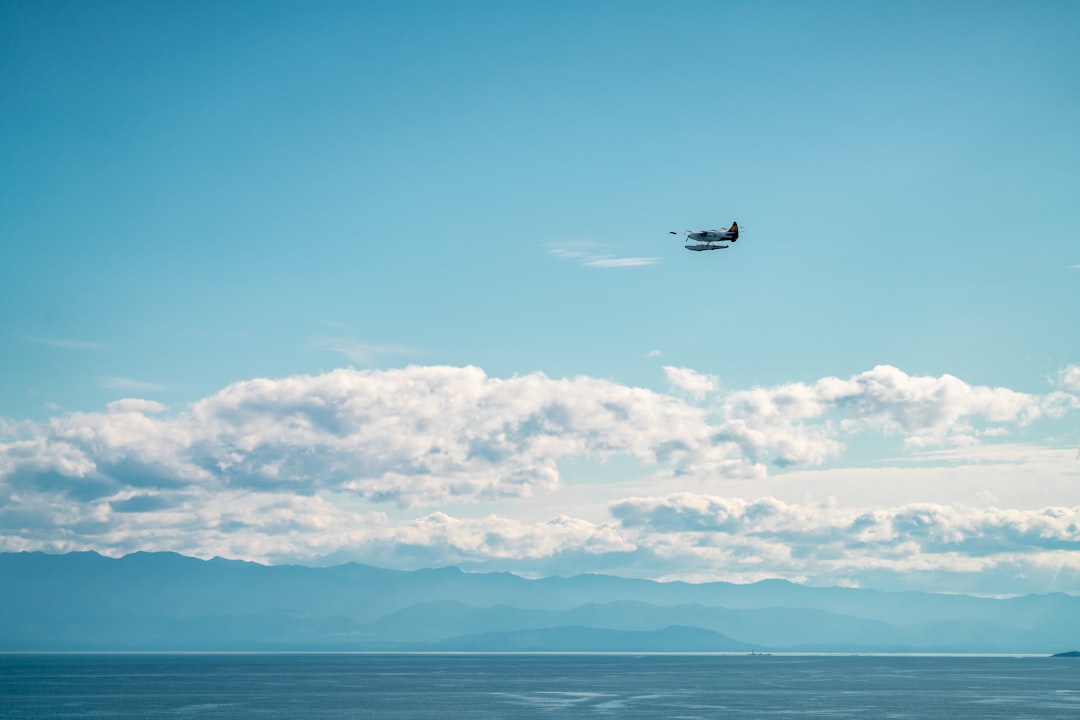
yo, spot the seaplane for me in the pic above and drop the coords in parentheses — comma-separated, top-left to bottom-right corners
(669, 222, 740, 252)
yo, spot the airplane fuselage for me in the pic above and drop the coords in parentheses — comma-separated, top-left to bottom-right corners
(687, 230, 736, 243)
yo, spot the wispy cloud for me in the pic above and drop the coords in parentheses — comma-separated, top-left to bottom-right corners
(315, 338, 419, 365)
(28, 336, 105, 350)
(584, 257, 661, 268)
(548, 242, 661, 268)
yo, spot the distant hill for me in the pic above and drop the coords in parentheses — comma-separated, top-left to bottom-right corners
(2, 551, 1078, 652)
(426, 625, 754, 652)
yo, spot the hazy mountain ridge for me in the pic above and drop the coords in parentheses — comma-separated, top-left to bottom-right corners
(2, 551, 1077, 652)
(425, 625, 755, 652)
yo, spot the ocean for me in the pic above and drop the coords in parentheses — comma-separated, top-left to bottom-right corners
(1, 653, 1078, 719)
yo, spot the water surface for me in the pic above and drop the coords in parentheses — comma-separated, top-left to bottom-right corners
(2, 653, 1078, 719)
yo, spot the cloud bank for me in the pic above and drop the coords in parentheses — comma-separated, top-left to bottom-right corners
(2, 363, 1077, 593)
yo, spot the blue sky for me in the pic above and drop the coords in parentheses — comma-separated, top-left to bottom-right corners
(2, 0, 1079, 595)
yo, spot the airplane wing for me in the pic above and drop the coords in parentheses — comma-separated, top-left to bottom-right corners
(669, 223, 744, 236)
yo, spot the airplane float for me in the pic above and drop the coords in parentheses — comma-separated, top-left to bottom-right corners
(669, 222, 740, 252)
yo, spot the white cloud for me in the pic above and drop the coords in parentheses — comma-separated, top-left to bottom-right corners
(606, 493, 1080, 589)
(663, 366, 719, 400)
(106, 399, 168, 414)
(2, 366, 746, 508)
(582, 256, 662, 268)
(2, 363, 1078, 592)
(4, 481, 1080, 593)
(1057, 364, 1080, 391)
(722, 365, 1075, 451)
(401, 511, 633, 561)
(2, 365, 1073, 509)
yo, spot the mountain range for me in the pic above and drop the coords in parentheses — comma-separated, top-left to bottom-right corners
(3, 551, 1078, 653)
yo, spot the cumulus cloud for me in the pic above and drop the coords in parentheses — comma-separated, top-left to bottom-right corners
(1057, 364, 1080, 391)
(2, 363, 1078, 592)
(610, 493, 1080, 555)
(2, 365, 1073, 509)
(722, 365, 1075, 452)
(2, 366, 746, 508)
(4, 481, 1079, 593)
(608, 493, 1080, 589)
(0, 478, 631, 570)
(105, 399, 168, 414)
(663, 366, 719, 400)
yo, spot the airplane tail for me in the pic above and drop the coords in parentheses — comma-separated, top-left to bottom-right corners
(729, 221, 739, 239)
